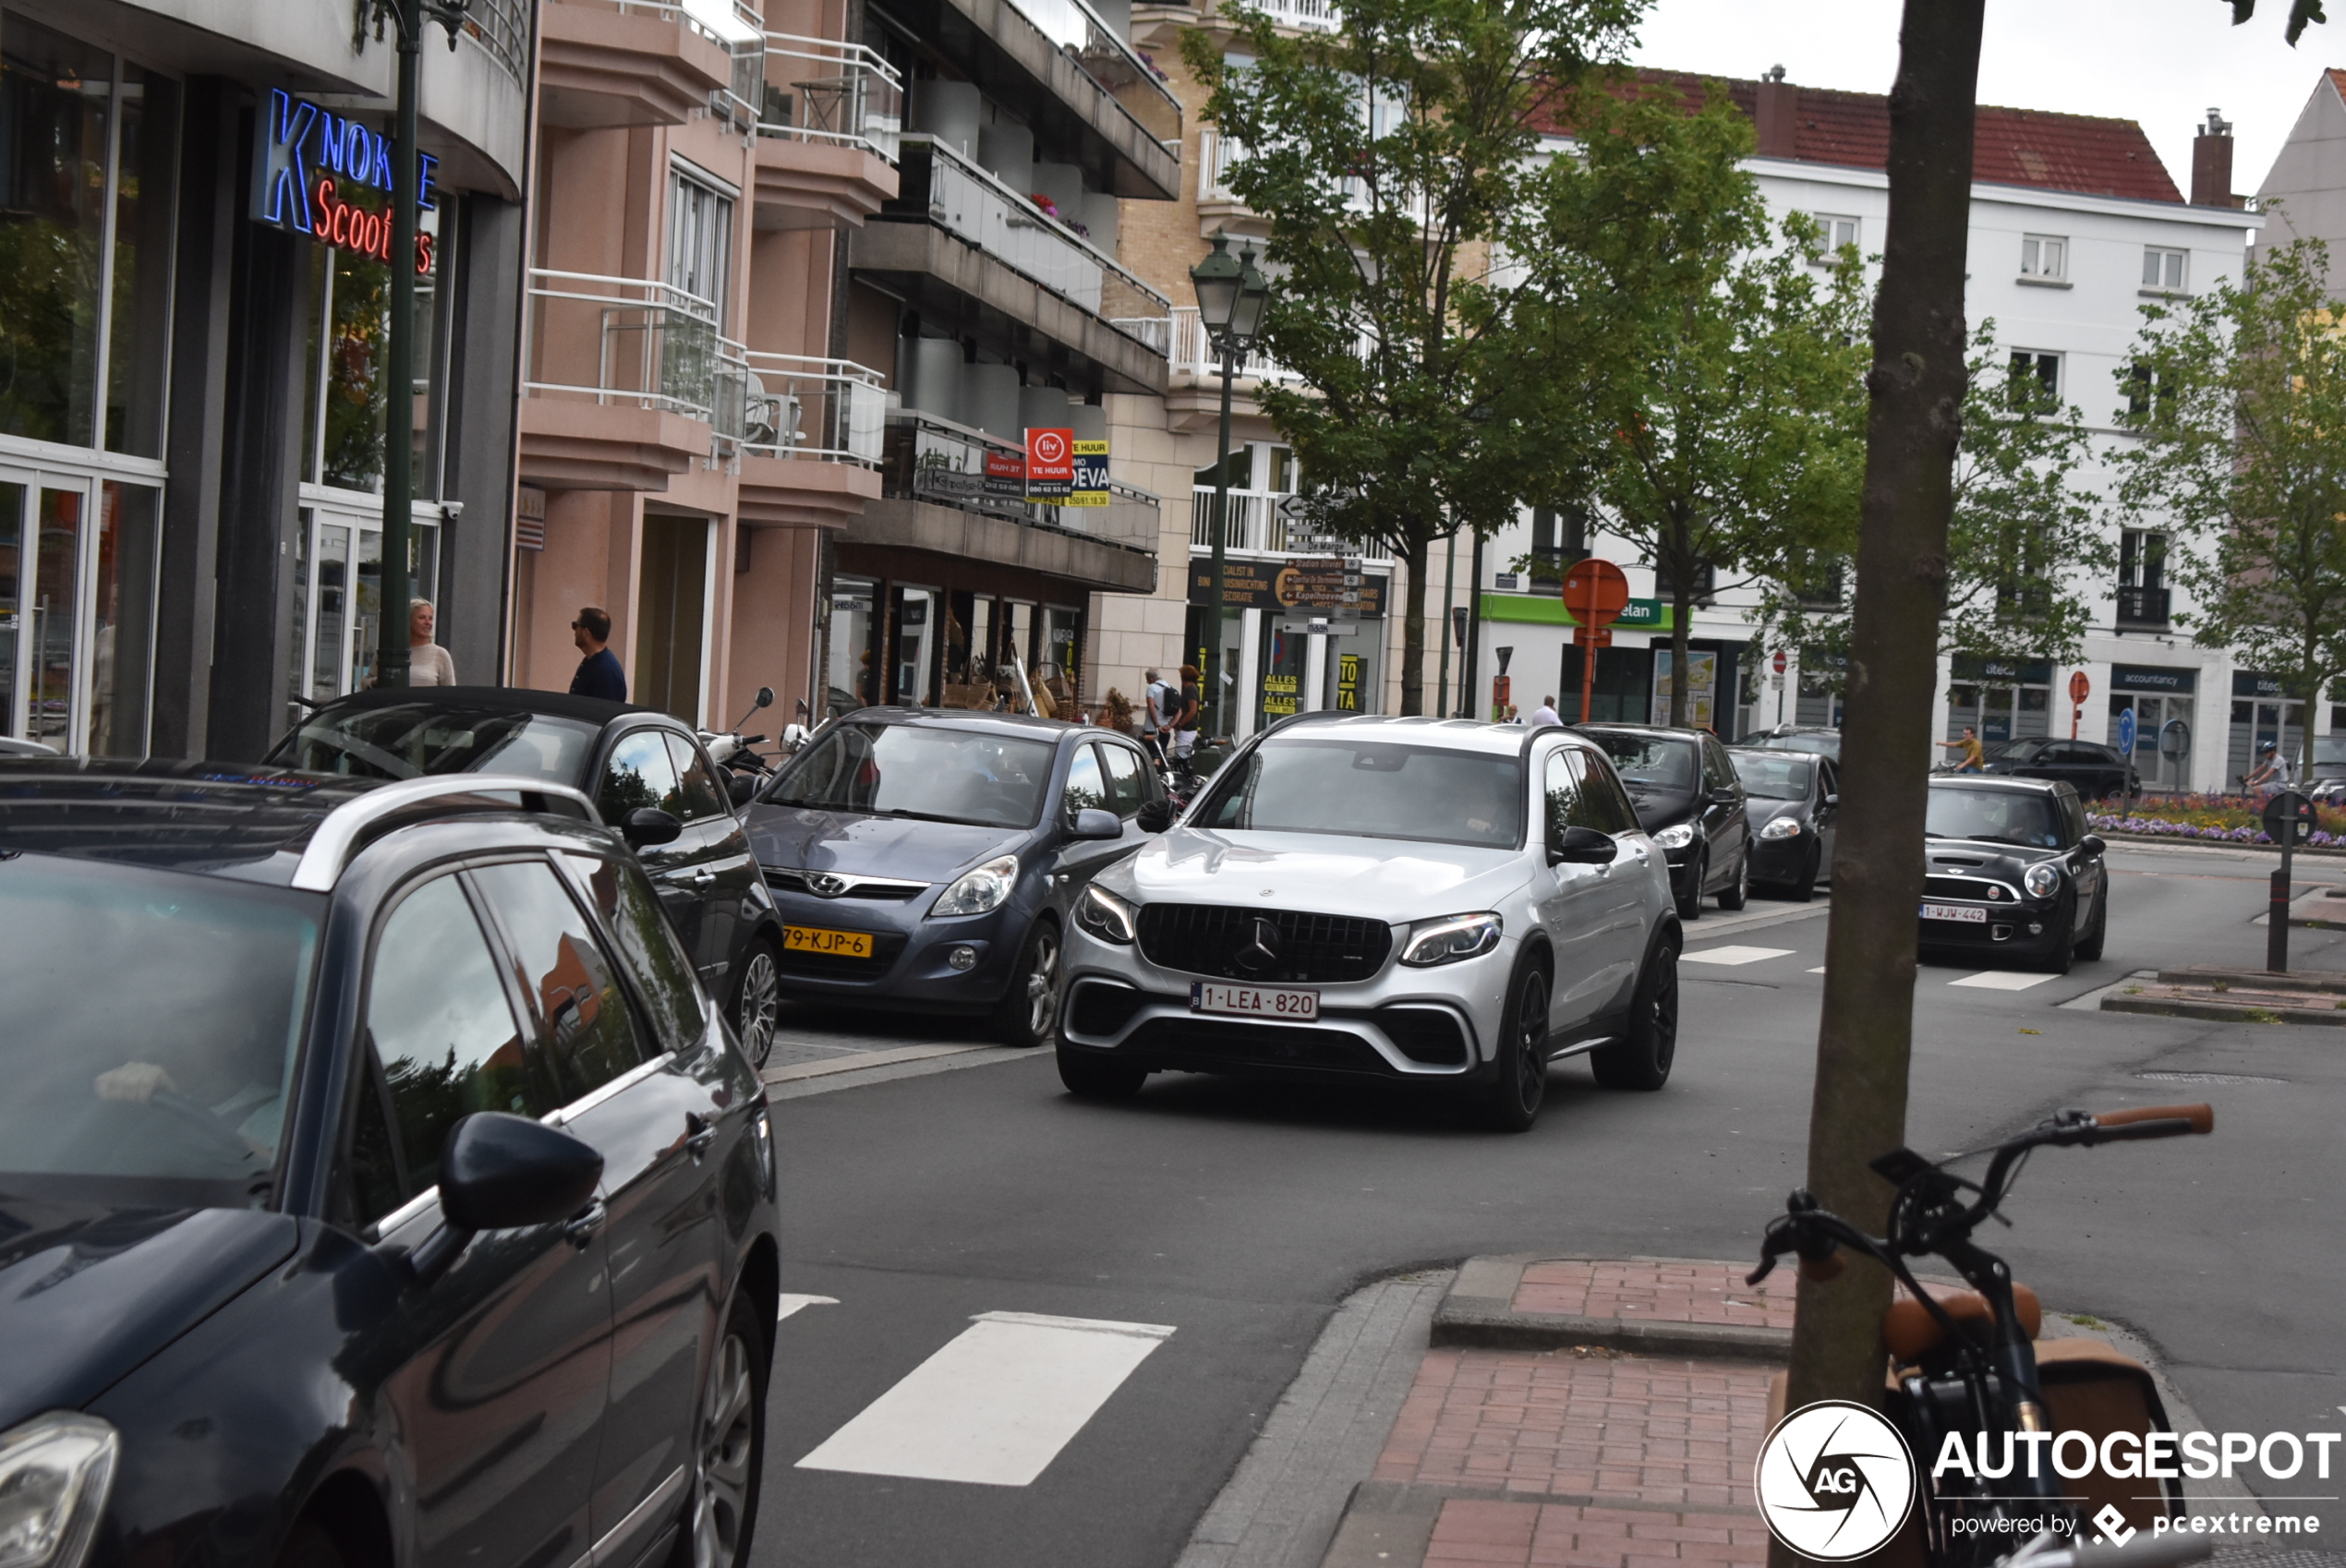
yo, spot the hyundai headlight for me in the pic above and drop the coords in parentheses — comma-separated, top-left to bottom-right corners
(2023, 862, 2062, 899)
(1400, 912, 1502, 967)
(1758, 816, 1804, 841)
(932, 854, 1019, 918)
(1651, 822, 1697, 850)
(1074, 884, 1138, 945)
(0, 1413, 117, 1568)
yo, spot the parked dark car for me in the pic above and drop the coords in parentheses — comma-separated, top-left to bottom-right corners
(1727, 746, 1837, 900)
(745, 708, 1173, 1044)
(1578, 723, 1751, 918)
(1977, 736, 2140, 802)
(1920, 775, 2109, 971)
(266, 687, 788, 1063)
(1748, 726, 1841, 763)
(0, 760, 781, 1568)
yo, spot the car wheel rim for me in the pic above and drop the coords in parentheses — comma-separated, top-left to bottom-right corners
(735, 949, 780, 1061)
(1651, 948, 1679, 1071)
(692, 1329, 756, 1568)
(1026, 930, 1060, 1039)
(1517, 972, 1549, 1112)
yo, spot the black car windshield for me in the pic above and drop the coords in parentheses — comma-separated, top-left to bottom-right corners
(1196, 740, 1523, 848)
(767, 722, 1058, 828)
(1926, 787, 2064, 849)
(1729, 752, 1812, 800)
(1583, 733, 1698, 793)
(269, 702, 599, 785)
(2315, 735, 2346, 770)
(0, 855, 320, 1207)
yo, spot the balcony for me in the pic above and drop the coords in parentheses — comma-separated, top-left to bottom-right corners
(2116, 585, 2171, 628)
(752, 33, 903, 228)
(855, 135, 1171, 393)
(538, 0, 746, 128)
(732, 352, 889, 525)
(519, 269, 734, 490)
(1197, 129, 1368, 225)
(852, 411, 1160, 592)
(1190, 486, 1393, 566)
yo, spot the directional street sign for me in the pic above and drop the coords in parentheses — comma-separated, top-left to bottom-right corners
(2117, 706, 2137, 756)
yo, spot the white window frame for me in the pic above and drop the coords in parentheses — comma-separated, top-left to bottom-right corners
(2142, 246, 2188, 292)
(2010, 349, 2062, 401)
(2019, 234, 2067, 281)
(666, 161, 738, 323)
(1809, 213, 1859, 255)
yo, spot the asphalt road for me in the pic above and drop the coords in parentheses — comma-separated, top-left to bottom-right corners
(749, 841, 2346, 1567)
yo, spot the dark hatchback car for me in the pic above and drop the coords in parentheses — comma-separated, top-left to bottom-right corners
(1920, 776, 2109, 971)
(745, 708, 1172, 1045)
(1726, 747, 1838, 900)
(0, 762, 782, 1568)
(1578, 724, 1751, 919)
(267, 688, 787, 1063)
(1977, 736, 2140, 802)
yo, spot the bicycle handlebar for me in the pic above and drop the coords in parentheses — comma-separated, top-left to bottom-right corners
(2093, 1104, 2214, 1134)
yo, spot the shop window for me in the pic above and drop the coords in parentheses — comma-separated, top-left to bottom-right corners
(1039, 605, 1081, 715)
(828, 578, 877, 716)
(299, 196, 447, 497)
(890, 585, 937, 706)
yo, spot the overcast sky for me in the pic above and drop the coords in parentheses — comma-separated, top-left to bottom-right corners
(1627, 0, 2335, 199)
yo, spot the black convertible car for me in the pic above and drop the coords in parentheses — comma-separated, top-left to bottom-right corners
(1920, 776, 2109, 971)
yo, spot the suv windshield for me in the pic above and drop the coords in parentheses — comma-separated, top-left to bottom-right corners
(1582, 732, 1699, 793)
(270, 702, 599, 784)
(1729, 752, 1812, 800)
(767, 722, 1058, 829)
(0, 855, 320, 1207)
(1926, 787, 2064, 849)
(1196, 740, 1523, 848)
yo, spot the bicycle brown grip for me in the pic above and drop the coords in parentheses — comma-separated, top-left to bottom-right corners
(2097, 1104, 2213, 1133)
(1799, 1252, 1844, 1283)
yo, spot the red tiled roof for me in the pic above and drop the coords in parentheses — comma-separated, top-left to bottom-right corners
(1554, 71, 2183, 206)
(2326, 66, 2346, 102)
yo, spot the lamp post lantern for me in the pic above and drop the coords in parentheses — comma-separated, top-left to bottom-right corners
(366, 0, 467, 688)
(1189, 234, 1273, 741)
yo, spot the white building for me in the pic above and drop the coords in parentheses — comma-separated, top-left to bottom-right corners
(1470, 70, 2266, 795)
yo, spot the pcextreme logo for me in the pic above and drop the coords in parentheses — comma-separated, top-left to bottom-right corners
(1755, 1401, 1917, 1562)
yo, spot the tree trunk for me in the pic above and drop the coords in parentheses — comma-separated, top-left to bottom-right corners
(1774, 0, 1985, 1514)
(1400, 531, 1429, 717)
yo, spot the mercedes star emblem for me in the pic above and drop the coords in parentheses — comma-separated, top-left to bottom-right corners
(1234, 917, 1282, 976)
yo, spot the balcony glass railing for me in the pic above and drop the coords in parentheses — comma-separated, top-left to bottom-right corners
(526, 269, 732, 428)
(901, 135, 1170, 337)
(885, 410, 1160, 553)
(1223, 0, 1342, 30)
(1002, 0, 1182, 147)
(1190, 486, 1391, 564)
(758, 32, 904, 161)
(737, 351, 889, 465)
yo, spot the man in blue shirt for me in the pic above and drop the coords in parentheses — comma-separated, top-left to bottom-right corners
(569, 606, 627, 702)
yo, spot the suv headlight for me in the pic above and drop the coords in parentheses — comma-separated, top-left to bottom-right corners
(1074, 884, 1137, 944)
(1651, 822, 1697, 850)
(2023, 862, 2062, 899)
(1758, 816, 1803, 841)
(1400, 912, 1502, 967)
(932, 854, 1019, 918)
(0, 1413, 117, 1568)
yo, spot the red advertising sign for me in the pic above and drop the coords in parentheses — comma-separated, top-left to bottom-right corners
(983, 447, 1025, 499)
(1025, 428, 1074, 499)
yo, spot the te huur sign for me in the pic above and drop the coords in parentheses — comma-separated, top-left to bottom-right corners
(251, 89, 439, 275)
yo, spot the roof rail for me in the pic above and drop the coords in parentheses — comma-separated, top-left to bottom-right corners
(290, 774, 602, 892)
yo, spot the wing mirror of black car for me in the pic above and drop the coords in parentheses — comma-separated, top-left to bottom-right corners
(406, 1114, 605, 1285)
(1709, 786, 1741, 806)
(621, 806, 683, 848)
(2077, 833, 2107, 860)
(725, 773, 756, 806)
(1136, 799, 1174, 834)
(1550, 826, 1618, 865)
(1824, 793, 1840, 808)
(1070, 807, 1123, 841)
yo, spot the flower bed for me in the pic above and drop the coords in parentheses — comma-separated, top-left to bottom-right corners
(2086, 791, 2346, 847)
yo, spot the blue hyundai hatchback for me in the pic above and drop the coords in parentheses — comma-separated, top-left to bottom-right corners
(744, 709, 1172, 1044)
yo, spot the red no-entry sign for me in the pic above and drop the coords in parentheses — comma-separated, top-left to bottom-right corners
(1564, 559, 1629, 724)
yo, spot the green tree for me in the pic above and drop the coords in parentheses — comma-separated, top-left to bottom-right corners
(1183, 0, 1644, 715)
(2118, 234, 2346, 780)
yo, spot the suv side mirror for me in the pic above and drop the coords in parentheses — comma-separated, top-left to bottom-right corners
(1136, 798, 1174, 834)
(1550, 825, 1618, 865)
(407, 1114, 604, 1284)
(621, 806, 683, 848)
(1070, 807, 1123, 840)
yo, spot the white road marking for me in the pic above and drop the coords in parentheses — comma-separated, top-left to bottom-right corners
(1949, 971, 2058, 991)
(778, 1294, 839, 1322)
(1808, 967, 1828, 974)
(796, 1311, 1175, 1487)
(1683, 945, 1796, 967)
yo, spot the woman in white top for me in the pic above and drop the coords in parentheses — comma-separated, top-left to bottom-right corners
(407, 599, 456, 686)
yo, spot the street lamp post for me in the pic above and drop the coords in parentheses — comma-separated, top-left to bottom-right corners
(1189, 235, 1272, 740)
(367, 0, 467, 689)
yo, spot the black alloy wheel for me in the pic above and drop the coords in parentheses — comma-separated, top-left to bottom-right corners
(1056, 1043, 1148, 1100)
(678, 1292, 768, 1568)
(993, 920, 1062, 1047)
(1591, 930, 1678, 1091)
(1481, 959, 1551, 1133)
(729, 938, 781, 1068)
(1717, 850, 1749, 911)
(1673, 850, 1706, 922)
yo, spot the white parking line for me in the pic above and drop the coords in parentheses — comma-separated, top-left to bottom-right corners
(1948, 971, 2058, 991)
(778, 1294, 839, 1322)
(1683, 946, 1796, 967)
(796, 1311, 1175, 1487)
(1807, 967, 1827, 974)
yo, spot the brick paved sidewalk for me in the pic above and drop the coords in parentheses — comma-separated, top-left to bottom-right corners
(1321, 1259, 1786, 1568)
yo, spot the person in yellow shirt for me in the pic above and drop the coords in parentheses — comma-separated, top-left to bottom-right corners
(1941, 726, 1985, 773)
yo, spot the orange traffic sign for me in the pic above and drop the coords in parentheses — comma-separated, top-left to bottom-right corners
(1562, 559, 1630, 629)
(2067, 670, 2091, 705)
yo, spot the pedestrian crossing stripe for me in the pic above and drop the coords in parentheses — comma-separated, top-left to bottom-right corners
(1949, 971, 2058, 991)
(1682, 946, 1796, 967)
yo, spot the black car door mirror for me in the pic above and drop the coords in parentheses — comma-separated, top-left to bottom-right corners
(408, 1113, 605, 1285)
(1550, 825, 1618, 865)
(1136, 798, 1174, 834)
(621, 807, 683, 848)
(724, 773, 756, 806)
(2077, 833, 2106, 860)
(1823, 793, 1839, 808)
(1709, 786, 1741, 806)
(1070, 807, 1124, 841)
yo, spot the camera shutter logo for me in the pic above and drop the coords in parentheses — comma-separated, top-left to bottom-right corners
(1754, 1401, 1917, 1561)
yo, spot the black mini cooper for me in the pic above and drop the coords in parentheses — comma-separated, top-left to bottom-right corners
(1920, 775, 2110, 971)
(0, 761, 781, 1568)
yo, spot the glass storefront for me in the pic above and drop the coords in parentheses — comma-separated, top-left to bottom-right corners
(1948, 657, 2052, 744)
(2228, 672, 2304, 790)
(2109, 665, 2195, 792)
(829, 578, 877, 715)
(0, 473, 159, 751)
(286, 500, 439, 703)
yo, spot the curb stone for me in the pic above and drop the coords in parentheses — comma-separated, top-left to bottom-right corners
(1428, 1252, 1792, 1363)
